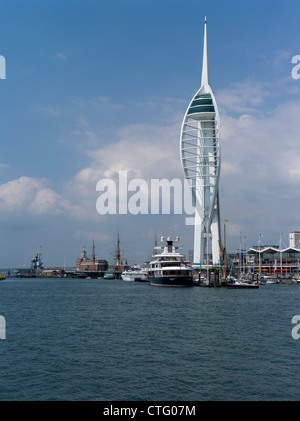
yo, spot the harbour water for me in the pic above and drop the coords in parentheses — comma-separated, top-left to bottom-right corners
(1, 277, 300, 401)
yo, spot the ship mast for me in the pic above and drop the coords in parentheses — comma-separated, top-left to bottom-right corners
(115, 232, 121, 269)
(92, 239, 96, 262)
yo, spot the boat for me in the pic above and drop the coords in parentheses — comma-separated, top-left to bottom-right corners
(148, 235, 194, 287)
(266, 279, 278, 284)
(121, 265, 148, 282)
(227, 235, 259, 288)
(103, 270, 115, 279)
(227, 279, 259, 289)
(0, 274, 5, 281)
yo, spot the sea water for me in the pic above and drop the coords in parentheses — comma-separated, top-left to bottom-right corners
(0, 277, 300, 401)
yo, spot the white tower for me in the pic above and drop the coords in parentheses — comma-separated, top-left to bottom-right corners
(180, 17, 221, 267)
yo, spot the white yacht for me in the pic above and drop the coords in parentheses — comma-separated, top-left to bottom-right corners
(148, 236, 194, 287)
(227, 279, 259, 289)
(121, 265, 148, 282)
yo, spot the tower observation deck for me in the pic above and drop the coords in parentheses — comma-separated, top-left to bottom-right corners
(180, 17, 221, 267)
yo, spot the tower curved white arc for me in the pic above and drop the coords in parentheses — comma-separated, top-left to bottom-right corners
(180, 17, 221, 266)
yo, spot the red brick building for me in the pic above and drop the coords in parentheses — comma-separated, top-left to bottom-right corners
(76, 247, 108, 272)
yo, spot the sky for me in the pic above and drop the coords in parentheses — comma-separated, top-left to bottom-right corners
(1, 0, 300, 268)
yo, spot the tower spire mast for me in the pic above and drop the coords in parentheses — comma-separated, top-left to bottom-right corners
(201, 16, 210, 89)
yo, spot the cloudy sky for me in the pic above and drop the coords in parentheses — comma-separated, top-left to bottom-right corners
(1, 0, 300, 268)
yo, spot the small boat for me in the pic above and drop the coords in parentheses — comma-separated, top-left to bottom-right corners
(0, 274, 5, 281)
(121, 265, 148, 282)
(266, 279, 278, 284)
(227, 279, 259, 289)
(148, 235, 194, 287)
(103, 270, 115, 279)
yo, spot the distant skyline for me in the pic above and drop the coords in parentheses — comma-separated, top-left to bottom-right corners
(1, 0, 300, 268)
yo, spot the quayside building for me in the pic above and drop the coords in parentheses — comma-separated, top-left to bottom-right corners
(76, 242, 108, 274)
(231, 231, 300, 277)
(246, 247, 300, 276)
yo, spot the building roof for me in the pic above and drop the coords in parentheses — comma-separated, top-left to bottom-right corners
(248, 247, 300, 254)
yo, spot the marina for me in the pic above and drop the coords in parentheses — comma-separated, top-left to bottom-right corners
(4, 229, 300, 287)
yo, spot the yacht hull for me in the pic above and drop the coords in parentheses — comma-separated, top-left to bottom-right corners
(149, 276, 194, 287)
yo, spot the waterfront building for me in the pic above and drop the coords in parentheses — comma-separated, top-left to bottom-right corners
(227, 242, 300, 277)
(180, 17, 221, 267)
(246, 246, 300, 276)
(76, 242, 108, 273)
(289, 231, 300, 249)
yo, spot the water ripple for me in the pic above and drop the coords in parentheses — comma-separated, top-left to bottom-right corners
(1, 279, 300, 400)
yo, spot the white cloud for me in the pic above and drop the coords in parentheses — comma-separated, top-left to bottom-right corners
(0, 174, 101, 222)
(73, 230, 111, 242)
(0, 177, 43, 212)
(272, 50, 291, 66)
(216, 79, 300, 247)
(29, 186, 69, 215)
(221, 99, 300, 188)
(217, 80, 270, 114)
(64, 121, 184, 217)
(88, 122, 182, 179)
(0, 176, 86, 218)
(55, 53, 67, 60)
(41, 107, 62, 116)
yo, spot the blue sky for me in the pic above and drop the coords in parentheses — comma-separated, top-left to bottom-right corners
(1, 0, 300, 268)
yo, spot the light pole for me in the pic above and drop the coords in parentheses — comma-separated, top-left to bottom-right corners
(223, 219, 229, 280)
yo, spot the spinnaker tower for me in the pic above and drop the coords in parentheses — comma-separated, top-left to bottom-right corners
(180, 17, 221, 267)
